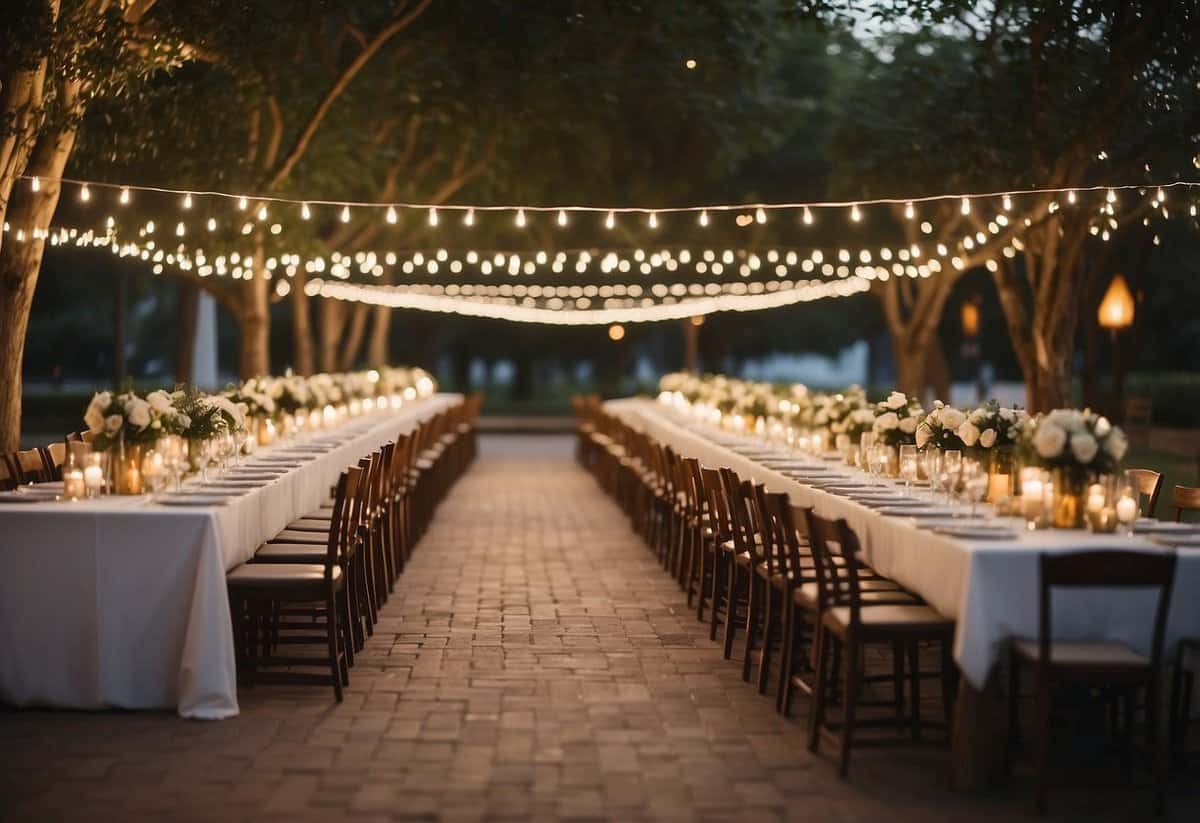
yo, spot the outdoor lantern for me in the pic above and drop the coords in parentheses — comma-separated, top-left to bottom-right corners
(608, 324, 625, 341)
(961, 301, 980, 338)
(1098, 274, 1135, 330)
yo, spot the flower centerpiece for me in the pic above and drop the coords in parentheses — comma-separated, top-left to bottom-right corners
(915, 401, 968, 451)
(872, 391, 925, 447)
(225, 379, 275, 445)
(84, 389, 188, 494)
(1021, 409, 1128, 528)
(174, 390, 234, 473)
(953, 400, 1028, 501)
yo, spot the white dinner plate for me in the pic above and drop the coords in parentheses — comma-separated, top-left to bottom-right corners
(1134, 521, 1200, 535)
(0, 491, 56, 503)
(932, 526, 1019, 540)
(878, 505, 963, 518)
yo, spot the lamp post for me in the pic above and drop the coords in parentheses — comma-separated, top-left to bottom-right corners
(1097, 274, 1135, 420)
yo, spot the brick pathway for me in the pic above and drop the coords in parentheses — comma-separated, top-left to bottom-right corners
(2, 435, 1196, 821)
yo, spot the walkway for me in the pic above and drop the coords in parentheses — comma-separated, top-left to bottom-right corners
(1, 436, 1194, 821)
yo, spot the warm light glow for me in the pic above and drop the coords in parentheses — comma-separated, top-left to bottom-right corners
(30, 177, 40, 192)
(119, 187, 130, 205)
(699, 210, 709, 227)
(79, 184, 90, 202)
(207, 217, 217, 231)
(961, 302, 980, 337)
(340, 205, 350, 222)
(301, 203, 311, 220)
(850, 204, 861, 222)
(428, 207, 438, 226)
(904, 201, 914, 219)
(1098, 274, 1135, 330)
(961, 197, 971, 215)
(183, 193, 193, 209)
(648, 211, 658, 229)
(464, 208, 475, 226)
(557, 209, 568, 227)
(608, 324, 626, 341)
(685, 59, 697, 69)
(690, 315, 704, 326)
(515, 208, 527, 228)
(237, 196, 248, 210)
(755, 207, 767, 224)
(802, 206, 813, 225)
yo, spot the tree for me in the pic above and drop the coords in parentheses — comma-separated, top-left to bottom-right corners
(813, 1, 1200, 409)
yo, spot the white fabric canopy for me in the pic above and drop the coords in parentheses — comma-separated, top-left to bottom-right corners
(608, 398, 1200, 687)
(0, 394, 458, 719)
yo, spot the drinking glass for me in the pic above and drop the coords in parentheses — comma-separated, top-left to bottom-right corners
(869, 443, 889, 486)
(899, 444, 918, 490)
(858, 432, 876, 474)
(194, 438, 212, 482)
(942, 450, 963, 504)
(963, 459, 989, 516)
(920, 449, 942, 502)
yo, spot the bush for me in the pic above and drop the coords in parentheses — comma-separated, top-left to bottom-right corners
(1126, 373, 1200, 428)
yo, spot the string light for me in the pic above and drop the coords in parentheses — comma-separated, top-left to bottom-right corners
(755, 207, 767, 224)
(648, 211, 658, 229)
(1002, 194, 1012, 211)
(699, 210, 709, 227)
(386, 205, 397, 224)
(175, 222, 185, 237)
(256, 205, 268, 221)
(802, 206, 814, 225)
(119, 187, 131, 205)
(605, 211, 615, 230)
(237, 196, 248, 210)
(557, 209, 568, 227)
(961, 197, 971, 215)
(464, 208, 475, 227)
(1067, 190, 1077, 204)
(30, 177, 40, 192)
(904, 201, 915, 219)
(79, 184, 90, 203)
(850, 204, 862, 222)
(340, 205, 350, 223)
(183, 193, 193, 209)
(515, 208, 527, 228)
(207, 217, 217, 231)
(428, 207, 438, 227)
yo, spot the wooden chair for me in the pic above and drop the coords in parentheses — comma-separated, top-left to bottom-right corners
(3, 448, 52, 485)
(804, 510, 956, 778)
(1172, 485, 1200, 522)
(1170, 637, 1198, 768)
(1126, 469, 1164, 519)
(226, 468, 358, 701)
(1006, 550, 1177, 815)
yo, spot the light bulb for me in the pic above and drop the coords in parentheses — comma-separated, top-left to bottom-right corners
(31, 176, 41, 192)
(1002, 194, 1012, 211)
(1067, 190, 1076, 204)
(386, 206, 397, 224)
(605, 211, 615, 230)
(515, 208, 526, 228)
(1157, 187, 1165, 202)
(428, 207, 438, 226)
(238, 196, 248, 210)
(301, 203, 311, 220)
(699, 210, 709, 227)
(648, 211, 658, 229)
(850, 204, 861, 223)
(960, 197, 971, 215)
(802, 206, 813, 225)
(207, 218, 216, 231)
(176, 222, 185, 237)
(183, 193, 193, 209)
(1106, 188, 1116, 203)
(557, 209, 568, 227)
(79, 184, 90, 202)
(904, 201, 914, 219)
(340, 205, 350, 223)
(120, 187, 131, 205)
(257, 205, 268, 221)
(464, 208, 475, 226)
(755, 207, 766, 224)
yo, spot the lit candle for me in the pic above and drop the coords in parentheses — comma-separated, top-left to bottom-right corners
(1022, 478, 1044, 525)
(1116, 495, 1138, 524)
(64, 468, 86, 500)
(83, 464, 104, 496)
(987, 472, 1010, 502)
(1086, 483, 1105, 514)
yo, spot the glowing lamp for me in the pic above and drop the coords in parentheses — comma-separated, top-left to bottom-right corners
(1098, 274, 1134, 330)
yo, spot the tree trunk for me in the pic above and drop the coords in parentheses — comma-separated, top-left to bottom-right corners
(113, 267, 128, 387)
(366, 305, 391, 366)
(237, 251, 271, 379)
(892, 337, 926, 399)
(318, 298, 346, 373)
(925, 342, 952, 405)
(338, 303, 369, 371)
(174, 281, 199, 385)
(0, 126, 76, 452)
(290, 274, 314, 376)
(681, 318, 699, 372)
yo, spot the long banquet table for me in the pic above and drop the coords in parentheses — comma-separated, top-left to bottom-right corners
(608, 397, 1200, 787)
(0, 394, 458, 719)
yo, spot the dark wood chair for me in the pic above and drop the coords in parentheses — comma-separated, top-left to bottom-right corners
(1006, 550, 1177, 815)
(1172, 485, 1200, 522)
(804, 510, 956, 779)
(1126, 469, 1164, 519)
(3, 448, 52, 485)
(1170, 638, 1198, 768)
(226, 468, 358, 701)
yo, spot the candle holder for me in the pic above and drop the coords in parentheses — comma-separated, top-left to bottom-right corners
(83, 452, 105, 498)
(1084, 478, 1120, 534)
(1020, 467, 1053, 530)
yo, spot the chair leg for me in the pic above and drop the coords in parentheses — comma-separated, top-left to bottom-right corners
(808, 627, 829, 753)
(893, 640, 906, 734)
(1006, 651, 1020, 777)
(326, 594, 343, 703)
(709, 550, 726, 642)
(777, 599, 794, 715)
(695, 543, 709, 621)
(757, 585, 776, 696)
(1034, 680, 1051, 815)
(742, 574, 761, 682)
(907, 641, 922, 741)
(723, 563, 741, 660)
(1148, 675, 1167, 817)
(839, 637, 860, 779)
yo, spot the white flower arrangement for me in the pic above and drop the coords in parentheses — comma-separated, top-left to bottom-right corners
(85, 388, 190, 451)
(872, 391, 925, 446)
(954, 400, 1027, 453)
(1022, 408, 1127, 478)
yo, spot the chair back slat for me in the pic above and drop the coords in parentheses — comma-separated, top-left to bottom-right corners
(1172, 484, 1200, 522)
(1125, 468, 1163, 518)
(802, 509, 865, 625)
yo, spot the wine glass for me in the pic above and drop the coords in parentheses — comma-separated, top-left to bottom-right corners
(836, 434, 852, 464)
(963, 460, 989, 517)
(920, 449, 942, 502)
(942, 450, 963, 504)
(899, 444, 918, 491)
(858, 432, 876, 475)
(869, 443, 888, 486)
(194, 438, 212, 482)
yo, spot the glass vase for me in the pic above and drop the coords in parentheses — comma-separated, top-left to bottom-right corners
(986, 448, 1014, 503)
(1051, 467, 1089, 529)
(109, 442, 145, 495)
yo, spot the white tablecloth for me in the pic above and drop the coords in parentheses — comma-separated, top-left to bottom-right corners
(0, 394, 458, 719)
(608, 398, 1200, 687)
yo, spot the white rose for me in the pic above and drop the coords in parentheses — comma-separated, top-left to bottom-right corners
(84, 392, 110, 433)
(1094, 416, 1112, 438)
(1105, 428, 1129, 462)
(126, 399, 151, 428)
(1069, 432, 1099, 464)
(941, 408, 967, 430)
(915, 423, 932, 449)
(1033, 421, 1067, 459)
(146, 390, 174, 414)
(957, 421, 981, 447)
(105, 414, 123, 434)
(886, 391, 907, 410)
(999, 408, 1015, 422)
(979, 428, 997, 448)
(875, 412, 899, 431)
(899, 416, 918, 434)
